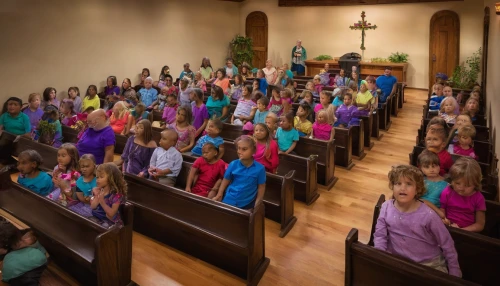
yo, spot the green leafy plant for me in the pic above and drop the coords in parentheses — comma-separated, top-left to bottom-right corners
(37, 120, 57, 145)
(313, 55, 333, 61)
(450, 48, 482, 90)
(388, 52, 409, 63)
(229, 35, 254, 68)
(370, 57, 388, 63)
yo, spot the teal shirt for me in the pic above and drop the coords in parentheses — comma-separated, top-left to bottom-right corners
(76, 176, 97, 197)
(422, 179, 448, 208)
(206, 95, 230, 118)
(2, 241, 47, 282)
(18, 171, 54, 196)
(286, 70, 294, 79)
(0, 112, 31, 135)
(276, 127, 299, 152)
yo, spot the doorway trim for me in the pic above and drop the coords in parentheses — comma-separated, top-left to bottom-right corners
(429, 10, 460, 90)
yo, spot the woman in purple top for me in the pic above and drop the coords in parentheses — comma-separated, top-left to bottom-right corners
(114, 119, 156, 177)
(374, 165, 461, 277)
(104, 76, 121, 96)
(76, 109, 115, 164)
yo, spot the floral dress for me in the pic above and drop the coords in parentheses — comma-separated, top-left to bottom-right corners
(168, 123, 196, 151)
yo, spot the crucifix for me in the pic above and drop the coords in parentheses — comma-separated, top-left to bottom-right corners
(349, 11, 378, 60)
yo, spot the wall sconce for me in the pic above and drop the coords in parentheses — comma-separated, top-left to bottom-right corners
(496, 2, 500, 15)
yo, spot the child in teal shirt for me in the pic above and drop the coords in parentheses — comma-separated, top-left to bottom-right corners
(17, 150, 53, 196)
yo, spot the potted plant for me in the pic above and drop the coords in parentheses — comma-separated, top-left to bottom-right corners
(388, 52, 409, 63)
(450, 48, 481, 90)
(313, 55, 333, 61)
(229, 35, 254, 68)
(37, 120, 57, 146)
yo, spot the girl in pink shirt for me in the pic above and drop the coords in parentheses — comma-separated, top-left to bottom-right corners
(374, 165, 461, 277)
(312, 110, 334, 141)
(440, 157, 486, 232)
(253, 123, 279, 173)
(314, 91, 336, 125)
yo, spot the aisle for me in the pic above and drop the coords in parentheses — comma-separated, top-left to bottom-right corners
(131, 89, 426, 286)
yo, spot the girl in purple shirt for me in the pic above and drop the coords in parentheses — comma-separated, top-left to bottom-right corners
(189, 88, 209, 138)
(374, 165, 461, 277)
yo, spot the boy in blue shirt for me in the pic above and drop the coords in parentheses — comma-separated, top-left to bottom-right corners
(191, 118, 225, 159)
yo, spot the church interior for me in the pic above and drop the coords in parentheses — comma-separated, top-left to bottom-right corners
(0, 0, 499, 285)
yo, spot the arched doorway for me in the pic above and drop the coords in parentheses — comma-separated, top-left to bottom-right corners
(246, 11, 268, 69)
(429, 10, 460, 90)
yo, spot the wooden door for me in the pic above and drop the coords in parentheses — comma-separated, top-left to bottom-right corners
(246, 12, 268, 69)
(429, 10, 460, 90)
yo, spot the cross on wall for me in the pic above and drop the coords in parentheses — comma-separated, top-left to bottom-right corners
(349, 11, 378, 60)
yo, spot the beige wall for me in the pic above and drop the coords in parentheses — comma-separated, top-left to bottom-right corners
(0, 0, 240, 104)
(484, 0, 500, 167)
(239, 0, 483, 88)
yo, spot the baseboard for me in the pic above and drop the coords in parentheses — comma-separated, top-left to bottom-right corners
(405, 87, 429, 91)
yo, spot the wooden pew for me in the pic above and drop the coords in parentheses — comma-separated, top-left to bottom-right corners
(397, 82, 405, 109)
(176, 161, 297, 237)
(205, 140, 317, 205)
(0, 171, 134, 286)
(371, 109, 383, 140)
(378, 95, 392, 131)
(359, 113, 374, 149)
(345, 229, 477, 286)
(218, 124, 338, 188)
(368, 194, 500, 286)
(124, 173, 270, 285)
(420, 118, 490, 142)
(350, 121, 366, 159)
(334, 127, 355, 169)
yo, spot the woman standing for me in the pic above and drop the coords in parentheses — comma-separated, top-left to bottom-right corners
(291, 40, 307, 76)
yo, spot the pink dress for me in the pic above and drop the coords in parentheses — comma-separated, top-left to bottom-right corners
(253, 140, 279, 173)
(312, 122, 332, 141)
(452, 144, 478, 160)
(168, 123, 196, 151)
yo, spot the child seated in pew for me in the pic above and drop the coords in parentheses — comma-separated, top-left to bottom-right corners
(253, 123, 279, 173)
(464, 98, 480, 122)
(449, 125, 477, 159)
(232, 84, 257, 126)
(70, 154, 97, 217)
(255, 69, 269, 95)
(17, 150, 53, 196)
(352, 80, 374, 118)
(374, 165, 461, 277)
(418, 150, 448, 220)
(302, 81, 318, 99)
(67, 86, 82, 113)
(276, 112, 299, 155)
(294, 103, 313, 137)
(252, 96, 269, 125)
(425, 117, 453, 176)
(440, 157, 486, 232)
(46, 143, 81, 205)
(190, 88, 209, 138)
(313, 75, 324, 94)
(90, 163, 127, 227)
(213, 135, 266, 209)
(429, 83, 444, 111)
(0, 220, 48, 285)
(312, 110, 335, 141)
(314, 91, 336, 126)
(148, 129, 183, 187)
(116, 119, 157, 177)
(23, 93, 44, 132)
(439, 96, 459, 124)
(229, 74, 243, 101)
(59, 99, 77, 127)
(162, 93, 179, 125)
(265, 112, 278, 139)
(0, 97, 31, 138)
(168, 105, 196, 153)
(82, 85, 101, 112)
(191, 119, 225, 159)
(334, 93, 356, 128)
(185, 143, 226, 198)
(268, 86, 287, 116)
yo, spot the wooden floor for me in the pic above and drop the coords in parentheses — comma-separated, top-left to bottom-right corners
(130, 89, 426, 286)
